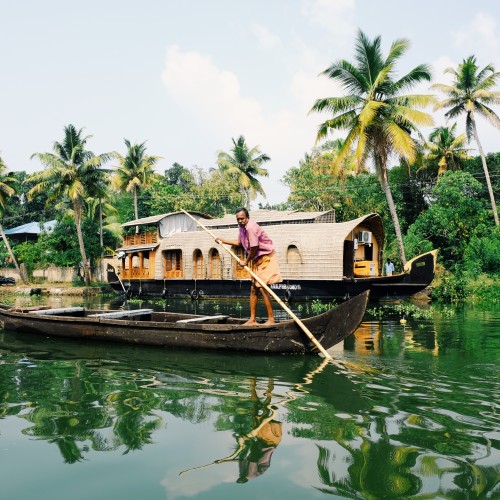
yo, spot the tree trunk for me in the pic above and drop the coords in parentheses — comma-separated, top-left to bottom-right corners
(74, 202, 91, 286)
(378, 168, 407, 265)
(0, 223, 28, 284)
(134, 186, 139, 234)
(472, 120, 499, 226)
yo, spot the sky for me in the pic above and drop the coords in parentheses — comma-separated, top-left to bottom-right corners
(1, 0, 499, 207)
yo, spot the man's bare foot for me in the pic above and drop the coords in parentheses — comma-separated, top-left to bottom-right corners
(243, 320, 258, 326)
(261, 320, 276, 326)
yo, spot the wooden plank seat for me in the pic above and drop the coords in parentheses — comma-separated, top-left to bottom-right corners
(176, 314, 229, 324)
(88, 309, 154, 319)
(28, 307, 85, 315)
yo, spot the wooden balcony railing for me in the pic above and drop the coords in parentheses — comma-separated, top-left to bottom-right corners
(121, 268, 151, 279)
(123, 230, 157, 246)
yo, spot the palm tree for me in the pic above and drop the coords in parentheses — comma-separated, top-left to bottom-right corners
(431, 55, 500, 225)
(111, 140, 162, 230)
(321, 138, 359, 180)
(0, 155, 27, 284)
(29, 124, 112, 285)
(217, 135, 270, 207)
(310, 30, 435, 264)
(422, 124, 471, 176)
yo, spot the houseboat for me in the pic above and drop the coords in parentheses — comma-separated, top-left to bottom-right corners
(106, 210, 437, 301)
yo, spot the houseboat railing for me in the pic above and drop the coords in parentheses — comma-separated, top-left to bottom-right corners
(124, 231, 157, 246)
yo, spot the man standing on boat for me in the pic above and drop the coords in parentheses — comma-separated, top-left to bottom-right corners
(216, 208, 282, 326)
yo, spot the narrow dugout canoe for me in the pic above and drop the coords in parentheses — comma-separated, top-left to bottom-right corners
(0, 291, 369, 355)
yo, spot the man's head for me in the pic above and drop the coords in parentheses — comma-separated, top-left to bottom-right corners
(235, 208, 249, 227)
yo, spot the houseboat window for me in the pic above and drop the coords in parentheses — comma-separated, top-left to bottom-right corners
(233, 246, 249, 279)
(132, 255, 140, 268)
(209, 249, 221, 279)
(286, 245, 301, 277)
(164, 250, 183, 278)
(364, 244, 374, 261)
(193, 249, 204, 278)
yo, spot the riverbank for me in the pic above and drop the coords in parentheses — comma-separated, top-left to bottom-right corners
(0, 284, 114, 296)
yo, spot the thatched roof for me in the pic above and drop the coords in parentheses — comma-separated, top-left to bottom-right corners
(203, 209, 336, 228)
(122, 211, 211, 228)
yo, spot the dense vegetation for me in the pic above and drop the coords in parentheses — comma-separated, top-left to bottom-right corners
(0, 32, 498, 303)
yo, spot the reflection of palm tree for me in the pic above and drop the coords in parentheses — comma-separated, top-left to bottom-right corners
(111, 389, 163, 452)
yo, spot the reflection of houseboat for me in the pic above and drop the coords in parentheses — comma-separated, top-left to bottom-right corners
(106, 210, 437, 301)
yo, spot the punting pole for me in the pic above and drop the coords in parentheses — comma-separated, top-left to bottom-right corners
(181, 209, 332, 359)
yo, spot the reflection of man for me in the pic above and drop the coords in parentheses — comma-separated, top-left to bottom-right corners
(236, 420, 282, 482)
(234, 378, 282, 482)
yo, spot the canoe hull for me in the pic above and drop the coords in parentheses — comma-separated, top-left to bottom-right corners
(0, 291, 369, 354)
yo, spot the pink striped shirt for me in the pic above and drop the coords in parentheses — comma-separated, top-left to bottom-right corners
(238, 220, 275, 261)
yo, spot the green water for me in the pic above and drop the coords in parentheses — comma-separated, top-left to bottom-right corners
(0, 297, 498, 499)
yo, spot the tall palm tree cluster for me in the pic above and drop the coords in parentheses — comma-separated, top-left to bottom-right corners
(310, 30, 500, 263)
(0, 127, 270, 285)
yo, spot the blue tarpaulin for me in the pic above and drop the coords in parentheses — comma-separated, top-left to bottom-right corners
(4, 220, 57, 238)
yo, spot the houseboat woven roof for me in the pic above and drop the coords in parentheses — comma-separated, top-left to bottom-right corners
(203, 209, 337, 228)
(122, 211, 211, 228)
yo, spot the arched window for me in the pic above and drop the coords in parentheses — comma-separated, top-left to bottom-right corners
(287, 245, 302, 277)
(209, 248, 221, 279)
(193, 249, 204, 279)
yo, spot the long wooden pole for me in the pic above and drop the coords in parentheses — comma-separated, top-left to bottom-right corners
(181, 210, 332, 359)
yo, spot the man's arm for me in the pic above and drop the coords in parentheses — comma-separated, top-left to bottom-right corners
(216, 237, 240, 246)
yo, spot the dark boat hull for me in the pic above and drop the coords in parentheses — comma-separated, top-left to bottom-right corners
(108, 251, 436, 301)
(0, 291, 369, 354)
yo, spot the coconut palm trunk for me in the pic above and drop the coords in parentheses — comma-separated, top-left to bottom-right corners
(0, 223, 27, 284)
(134, 185, 139, 234)
(471, 120, 499, 225)
(74, 202, 91, 285)
(378, 168, 407, 264)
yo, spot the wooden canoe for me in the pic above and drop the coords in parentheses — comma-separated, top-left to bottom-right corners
(0, 291, 369, 354)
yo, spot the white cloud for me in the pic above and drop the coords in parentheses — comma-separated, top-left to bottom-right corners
(452, 11, 500, 69)
(161, 44, 262, 131)
(252, 24, 281, 49)
(161, 45, 322, 204)
(301, 0, 356, 42)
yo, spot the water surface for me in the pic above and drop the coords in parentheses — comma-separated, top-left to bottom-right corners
(0, 296, 498, 499)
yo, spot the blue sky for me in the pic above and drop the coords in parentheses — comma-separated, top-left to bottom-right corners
(1, 0, 499, 206)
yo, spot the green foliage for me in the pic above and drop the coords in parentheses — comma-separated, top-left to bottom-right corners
(9, 240, 46, 275)
(431, 271, 469, 303)
(466, 275, 500, 302)
(463, 153, 500, 207)
(463, 228, 500, 275)
(406, 171, 489, 267)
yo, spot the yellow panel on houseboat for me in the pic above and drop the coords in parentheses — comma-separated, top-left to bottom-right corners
(354, 260, 376, 277)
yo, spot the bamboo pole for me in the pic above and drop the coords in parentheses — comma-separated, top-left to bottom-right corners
(181, 210, 332, 359)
